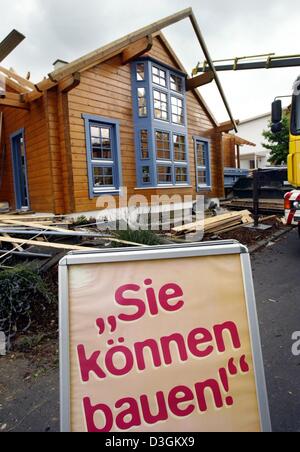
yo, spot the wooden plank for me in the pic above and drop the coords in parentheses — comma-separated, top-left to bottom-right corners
(1, 219, 70, 233)
(0, 234, 146, 248)
(171, 210, 252, 235)
(0, 30, 25, 62)
(1, 233, 24, 251)
(122, 36, 153, 64)
(0, 214, 66, 221)
(186, 71, 214, 91)
(0, 236, 98, 251)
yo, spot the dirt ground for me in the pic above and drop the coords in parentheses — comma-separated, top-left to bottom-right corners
(209, 218, 286, 247)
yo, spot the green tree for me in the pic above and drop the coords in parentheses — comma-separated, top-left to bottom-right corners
(262, 114, 290, 165)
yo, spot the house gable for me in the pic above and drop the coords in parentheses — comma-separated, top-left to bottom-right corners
(65, 34, 224, 213)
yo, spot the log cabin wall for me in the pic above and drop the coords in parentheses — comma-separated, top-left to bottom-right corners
(0, 35, 225, 215)
(66, 35, 225, 213)
(0, 98, 55, 212)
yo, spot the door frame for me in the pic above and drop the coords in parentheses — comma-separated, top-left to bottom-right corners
(10, 128, 30, 210)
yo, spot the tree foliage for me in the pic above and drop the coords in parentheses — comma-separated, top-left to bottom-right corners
(262, 114, 290, 165)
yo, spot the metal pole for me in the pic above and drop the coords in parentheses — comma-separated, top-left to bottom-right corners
(236, 145, 241, 169)
(253, 170, 260, 227)
(189, 12, 238, 133)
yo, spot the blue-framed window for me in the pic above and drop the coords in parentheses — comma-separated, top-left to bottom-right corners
(83, 114, 122, 197)
(131, 58, 189, 188)
(155, 130, 188, 186)
(194, 137, 211, 191)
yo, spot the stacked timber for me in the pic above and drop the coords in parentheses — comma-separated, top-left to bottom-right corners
(221, 198, 284, 213)
(171, 210, 253, 236)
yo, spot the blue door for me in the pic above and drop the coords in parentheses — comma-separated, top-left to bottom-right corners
(11, 129, 29, 210)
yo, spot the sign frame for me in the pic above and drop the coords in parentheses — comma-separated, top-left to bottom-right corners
(59, 240, 271, 432)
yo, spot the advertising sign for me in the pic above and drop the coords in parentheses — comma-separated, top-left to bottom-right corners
(59, 241, 271, 432)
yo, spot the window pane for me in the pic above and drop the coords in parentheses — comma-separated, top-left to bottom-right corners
(140, 129, 149, 159)
(170, 74, 183, 93)
(196, 142, 206, 167)
(91, 126, 101, 138)
(197, 169, 207, 186)
(152, 66, 166, 87)
(175, 167, 188, 183)
(138, 87, 147, 117)
(157, 166, 172, 183)
(156, 131, 171, 160)
(101, 128, 110, 139)
(171, 96, 184, 125)
(142, 166, 151, 184)
(137, 63, 145, 81)
(153, 90, 169, 121)
(93, 166, 114, 187)
(91, 125, 112, 159)
(173, 134, 186, 161)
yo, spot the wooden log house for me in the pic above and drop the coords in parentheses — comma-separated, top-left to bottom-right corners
(0, 8, 237, 216)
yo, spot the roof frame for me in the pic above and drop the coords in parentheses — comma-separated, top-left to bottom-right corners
(46, 7, 236, 131)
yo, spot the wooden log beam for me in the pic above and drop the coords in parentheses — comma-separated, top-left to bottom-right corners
(0, 95, 29, 110)
(24, 73, 80, 102)
(23, 78, 57, 102)
(215, 120, 240, 133)
(0, 75, 28, 94)
(0, 66, 35, 91)
(59, 72, 81, 93)
(0, 91, 22, 101)
(122, 35, 153, 64)
(186, 71, 214, 91)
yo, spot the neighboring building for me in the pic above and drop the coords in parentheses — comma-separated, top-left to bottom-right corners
(237, 113, 271, 169)
(0, 10, 237, 216)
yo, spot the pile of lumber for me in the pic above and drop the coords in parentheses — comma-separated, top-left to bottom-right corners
(171, 210, 253, 236)
(221, 198, 284, 213)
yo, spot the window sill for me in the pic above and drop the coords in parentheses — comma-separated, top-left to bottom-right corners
(197, 186, 212, 192)
(134, 185, 192, 190)
(92, 189, 121, 197)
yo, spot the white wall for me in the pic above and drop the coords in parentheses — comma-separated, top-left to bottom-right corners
(238, 115, 271, 169)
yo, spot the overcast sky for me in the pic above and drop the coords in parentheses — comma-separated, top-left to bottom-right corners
(1, 0, 300, 123)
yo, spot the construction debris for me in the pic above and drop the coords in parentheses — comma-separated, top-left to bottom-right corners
(0, 213, 148, 270)
(171, 210, 253, 236)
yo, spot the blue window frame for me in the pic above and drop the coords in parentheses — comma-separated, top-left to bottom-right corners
(83, 114, 122, 197)
(131, 57, 189, 188)
(194, 137, 211, 191)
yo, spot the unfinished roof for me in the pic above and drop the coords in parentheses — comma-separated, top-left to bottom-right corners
(49, 8, 193, 82)
(224, 133, 256, 147)
(0, 8, 237, 130)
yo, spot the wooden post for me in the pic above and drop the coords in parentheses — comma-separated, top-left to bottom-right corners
(253, 170, 260, 227)
(236, 144, 241, 169)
